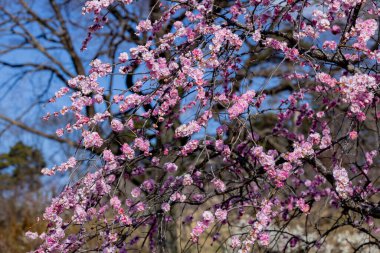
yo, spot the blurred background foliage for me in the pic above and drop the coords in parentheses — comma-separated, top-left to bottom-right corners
(0, 142, 49, 252)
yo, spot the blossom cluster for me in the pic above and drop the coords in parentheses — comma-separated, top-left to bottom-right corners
(29, 0, 380, 252)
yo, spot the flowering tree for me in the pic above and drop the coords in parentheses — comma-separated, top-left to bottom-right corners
(26, 0, 380, 252)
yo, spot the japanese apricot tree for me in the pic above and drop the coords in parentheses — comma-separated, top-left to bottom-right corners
(26, 0, 380, 252)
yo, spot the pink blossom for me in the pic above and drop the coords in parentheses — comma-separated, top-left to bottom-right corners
(131, 187, 141, 198)
(170, 192, 186, 202)
(111, 119, 124, 132)
(141, 179, 155, 193)
(323, 41, 337, 50)
(82, 131, 103, 148)
(25, 231, 39, 240)
(365, 150, 378, 166)
(181, 140, 199, 156)
(230, 236, 241, 248)
(89, 59, 112, 77)
(56, 128, 64, 137)
(228, 90, 256, 119)
(312, 10, 330, 32)
(182, 174, 193, 186)
(252, 30, 261, 41)
(136, 20, 152, 33)
(316, 73, 337, 87)
(202, 211, 214, 222)
(215, 209, 227, 221)
(110, 196, 121, 209)
(73, 205, 87, 223)
(164, 162, 178, 173)
(215, 140, 224, 152)
(121, 143, 135, 160)
(351, 19, 377, 49)
(103, 149, 115, 162)
(339, 74, 377, 119)
(190, 221, 206, 241)
(41, 157, 77, 176)
(118, 52, 129, 62)
(320, 126, 332, 149)
(258, 232, 270, 246)
(333, 165, 352, 199)
(135, 202, 145, 212)
(119, 94, 143, 112)
(175, 121, 202, 138)
(296, 199, 310, 213)
(120, 214, 132, 225)
(151, 156, 160, 166)
(308, 133, 321, 145)
(134, 137, 150, 156)
(212, 178, 226, 193)
(161, 202, 171, 212)
(349, 131, 358, 140)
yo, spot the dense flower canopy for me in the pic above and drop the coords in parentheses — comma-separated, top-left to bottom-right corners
(27, 0, 380, 252)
